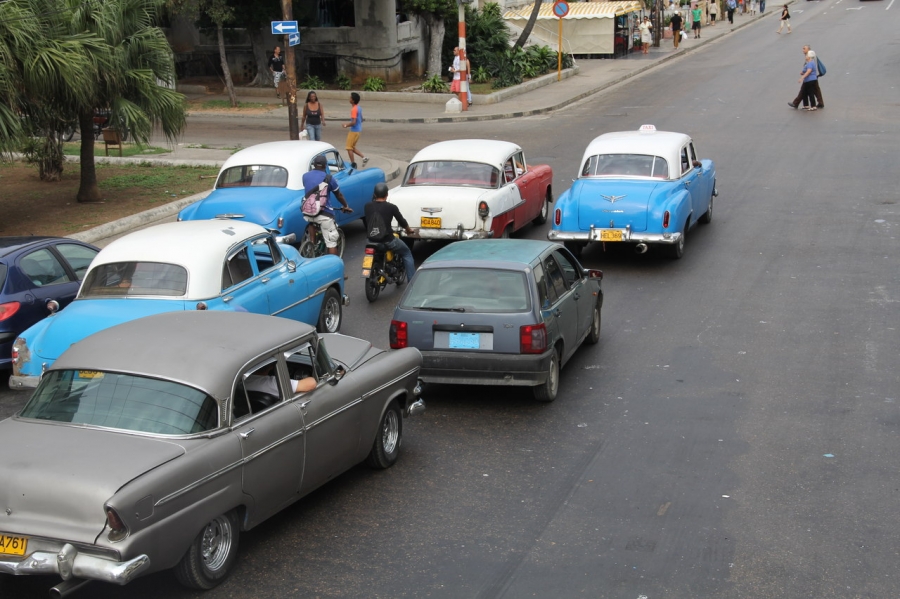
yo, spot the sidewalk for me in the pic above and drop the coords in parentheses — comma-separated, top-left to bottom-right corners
(69, 9, 769, 246)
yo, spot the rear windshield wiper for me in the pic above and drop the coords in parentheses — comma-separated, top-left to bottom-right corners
(412, 306, 466, 312)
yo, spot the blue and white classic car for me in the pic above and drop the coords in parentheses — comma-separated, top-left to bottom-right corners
(9, 220, 347, 391)
(548, 125, 717, 259)
(177, 141, 385, 239)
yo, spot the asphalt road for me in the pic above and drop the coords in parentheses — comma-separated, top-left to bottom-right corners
(3, 1, 900, 597)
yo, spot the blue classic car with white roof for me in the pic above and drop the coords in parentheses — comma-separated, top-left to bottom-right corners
(177, 140, 385, 239)
(9, 220, 347, 390)
(548, 125, 717, 259)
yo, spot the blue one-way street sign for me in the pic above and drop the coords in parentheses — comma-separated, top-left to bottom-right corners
(271, 20, 298, 34)
(288, 33, 301, 46)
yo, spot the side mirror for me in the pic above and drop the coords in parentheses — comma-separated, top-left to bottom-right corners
(583, 268, 603, 280)
(46, 299, 60, 314)
(327, 365, 346, 386)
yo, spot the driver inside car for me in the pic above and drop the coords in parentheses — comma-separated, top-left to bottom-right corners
(245, 363, 317, 396)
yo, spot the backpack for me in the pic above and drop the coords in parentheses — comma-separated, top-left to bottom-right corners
(367, 209, 389, 241)
(301, 174, 332, 217)
(816, 57, 826, 77)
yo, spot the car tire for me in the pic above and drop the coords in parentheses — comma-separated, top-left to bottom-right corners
(499, 226, 511, 239)
(174, 510, 240, 590)
(366, 400, 402, 469)
(586, 300, 601, 345)
(564, 241, 584, 258)
(699, 189, 714, 224)
(668, 220, 687, 259)
(364, 275, 380, 303)
(533, 349, 559, 402)
(533, 190, 551, 225)
(317, 287, 342, 333)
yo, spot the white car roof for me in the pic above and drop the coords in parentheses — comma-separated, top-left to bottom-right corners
(582, 129, 692, 175)
(410, 140, 523, 170)
(218, 140, 339, 190)
(89, 220, 270, 300)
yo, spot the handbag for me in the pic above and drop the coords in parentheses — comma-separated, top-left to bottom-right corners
(816, 57, 826, 77)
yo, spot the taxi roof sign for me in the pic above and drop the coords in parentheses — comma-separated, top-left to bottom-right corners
(639, 124, 657, 133)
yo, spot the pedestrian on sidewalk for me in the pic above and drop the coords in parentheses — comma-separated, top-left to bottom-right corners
(639, 16, 653, 54)
(709, 0, 718, 24)
(776, 4, 791, 33)
(301, 91, 325, 141)
(450, 47, 462, 93)
(342, 92, 367, 168)
(268, 46, 284, 98)
(671, 11, 683, 48)
(465, 56, 473, 107)
(750, 0, 758, 15)
(726, 0, 736, 23)
(691, 3, 703, 37)
(788, 46, 825, 109)
(797, 50, 819, 110)
(760, 0, 766, 12)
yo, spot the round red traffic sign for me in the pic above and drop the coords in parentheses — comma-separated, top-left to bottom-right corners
(552, 0, 569, 18)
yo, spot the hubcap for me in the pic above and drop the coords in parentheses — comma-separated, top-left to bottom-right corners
(381, 409, 399, 454)
(323, 297, 340, 332)
(201, 516, 232, 572)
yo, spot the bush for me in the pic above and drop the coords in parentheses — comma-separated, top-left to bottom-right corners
(362, 77, 385, 92)
(422, 73, 448, 93)
(471, 66, 490, 84)
(299, 75, 326, 90)
(335, 74, 352, 90)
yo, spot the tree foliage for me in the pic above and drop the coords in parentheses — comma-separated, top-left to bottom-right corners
(400, 0, 456, 76)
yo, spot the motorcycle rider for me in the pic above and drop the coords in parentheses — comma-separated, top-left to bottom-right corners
(363, 182, 417, 284)
(302, 154, 352, 255)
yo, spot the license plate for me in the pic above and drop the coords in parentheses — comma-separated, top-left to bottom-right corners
(448, 332, 480, 349)
(599, 230, 623, 242)
(0, 534, 27, 556)
(362, 255, 373, 269)
(421, 217, 441, 228)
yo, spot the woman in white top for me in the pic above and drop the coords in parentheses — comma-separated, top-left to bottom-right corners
(638, 17, 653, 54)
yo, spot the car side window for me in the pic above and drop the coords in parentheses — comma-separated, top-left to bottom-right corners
(283, 340, 326, 397)
(543, 256, 568, 303)
(55, 244, 98, 281)
(513, 151, 526, 174)
(503, 157, 517, 184)
(234, 359, 283, 422)
(222, 245, 255, 290)
(680, 147, 691, 176)
(533, 262, 550, 309)
(689, 142, 698, 164)
(19, 248, 70, 287)
(552, 250, 581, 287)
(250, 236, 282, 273)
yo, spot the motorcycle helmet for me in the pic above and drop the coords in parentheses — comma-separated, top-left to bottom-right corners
(373, 182, 389, 199)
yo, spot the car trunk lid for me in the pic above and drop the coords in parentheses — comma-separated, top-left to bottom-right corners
(574, 179, 659, 232)
(186, 188, 300, 229)
(389, 186, 490, 231)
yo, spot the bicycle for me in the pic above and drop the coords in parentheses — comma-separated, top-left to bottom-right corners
(299, 207, 352, 259)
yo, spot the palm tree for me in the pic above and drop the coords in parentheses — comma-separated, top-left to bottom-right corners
(69, 0, 186, 202)
(513, 0, 542, 49)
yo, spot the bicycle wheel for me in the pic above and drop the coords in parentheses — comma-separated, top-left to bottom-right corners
(335, 229, 346, 258)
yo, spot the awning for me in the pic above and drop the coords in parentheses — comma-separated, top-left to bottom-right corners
(503, 1, 643, 20)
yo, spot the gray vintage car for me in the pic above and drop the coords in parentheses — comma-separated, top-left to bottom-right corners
(0, 311, 424, 595)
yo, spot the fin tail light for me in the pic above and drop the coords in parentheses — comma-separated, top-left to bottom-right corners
(554, 208, 561, 226)
(663, 210, 671, 229)
(105, 506, 129, 542)
(478, 201, 489, 219)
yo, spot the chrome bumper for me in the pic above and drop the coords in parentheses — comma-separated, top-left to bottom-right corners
(548, 224, 682, 245)
(0, 543, 150, 585)
(406, 399, 426, 417)
(342, 294, 350, 306)
(8, 374, 39, 390)
(404, 225, 492, 241)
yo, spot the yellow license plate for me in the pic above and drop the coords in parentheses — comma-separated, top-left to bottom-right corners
(421, 217, 441, 228)
(0, 534, 27, 556)
(599, 230, 623, 242)
(77, 370, 104, 379)
(362, 255, 373, 269)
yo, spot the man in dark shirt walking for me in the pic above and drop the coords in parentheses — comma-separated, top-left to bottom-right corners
(364, 182, 417, 283)
(670, 11, 683, 49)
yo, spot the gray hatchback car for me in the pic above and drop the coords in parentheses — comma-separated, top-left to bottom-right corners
(390, 239, 603, 401)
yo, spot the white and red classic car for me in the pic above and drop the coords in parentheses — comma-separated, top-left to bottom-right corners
(388, 140, 553, 244)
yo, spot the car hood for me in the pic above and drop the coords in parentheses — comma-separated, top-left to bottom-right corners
(179, 188, 301, 229)
(0, 418, 185, 544)
(26, 300, 185, 363)
(388, 186, 492, 230)
(572, 179, 662, 232)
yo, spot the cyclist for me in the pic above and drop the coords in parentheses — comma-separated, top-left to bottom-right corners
(302, 154, 352, 255)
(363, 182, 416, 284)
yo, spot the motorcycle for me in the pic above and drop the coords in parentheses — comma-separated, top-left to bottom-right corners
(362, 237, 406, 302)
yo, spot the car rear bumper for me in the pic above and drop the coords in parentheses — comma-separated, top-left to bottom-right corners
(549, 225, 682, 245)
(0, 543, 150, 585)
(404, 226, 492, 241)
(8, 374, 39, 390)
(419, 349, 554, 386)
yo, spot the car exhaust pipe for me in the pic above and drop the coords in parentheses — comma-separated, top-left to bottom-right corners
(635, 243, 648, 254)
(49, 578, 92, 598)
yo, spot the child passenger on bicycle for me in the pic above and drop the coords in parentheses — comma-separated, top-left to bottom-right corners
(302, 154, 352, 255)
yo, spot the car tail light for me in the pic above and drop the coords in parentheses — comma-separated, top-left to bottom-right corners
(277, 217, 284, 229)
(478, 201, 489, 219)
(554, 208, 561, 226)
(520, 323, 548, 354)
(105, 506, 128, 542)
(365, 247, 376, 255)
(663, 211, 670, 229)
(11, 337, 25, 368)
(389, 320, 408, 349)
(0, 302, 20, 322)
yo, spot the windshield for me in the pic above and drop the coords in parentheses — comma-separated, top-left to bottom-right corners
(21, 370, 219, 435)
(403, 161, 500, 189)
(400, 268, 530, 313)
(581, 154, 669, 179)
(80, 262, 188, 298)
(217, 165, 288, 189)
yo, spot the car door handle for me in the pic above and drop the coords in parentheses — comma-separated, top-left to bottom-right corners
(223, 296, 233, 303)
(574, 292, 580, 300)
(684, 180, 692, 186)
(554, 308, 561, 317)
(239, 428, 254, 439)
(261, 277, 270, 284)
(299, 400, 311, 409)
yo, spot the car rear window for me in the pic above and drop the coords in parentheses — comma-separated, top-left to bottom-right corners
(403, 161, 500, 189)
(400, 268, 530, 313)
(217, 165, 288, 188)
(21, 370, 219, 435)
(581, 154, 669, 179)
(79, 262, 188, 297)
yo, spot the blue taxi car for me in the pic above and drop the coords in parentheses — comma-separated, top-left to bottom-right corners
(548, 125, 717, 259)
(177, 141, 385, 239)
(9, 220, 347, 391)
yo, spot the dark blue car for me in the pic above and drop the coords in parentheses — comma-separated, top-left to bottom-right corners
(0, 237, 99, 369)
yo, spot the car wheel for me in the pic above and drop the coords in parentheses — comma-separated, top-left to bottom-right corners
(564, 241, 584, 258)
(699, 190, 714, 224)
(499, 226, 511, 239)
(317, 287, 342, 333)
(586, 300, 601, 345)
(668, 221, 687, 259)
(533, 349, 559, 402)
(364, 275, 380, 303)
(174, 511, 240, 590)
(366, 400, 402, 469)
(533, 190, 551, 225)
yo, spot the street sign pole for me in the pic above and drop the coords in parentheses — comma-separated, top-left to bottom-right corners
(553, 1, 569, 81)
(277, 5, 299, 140)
